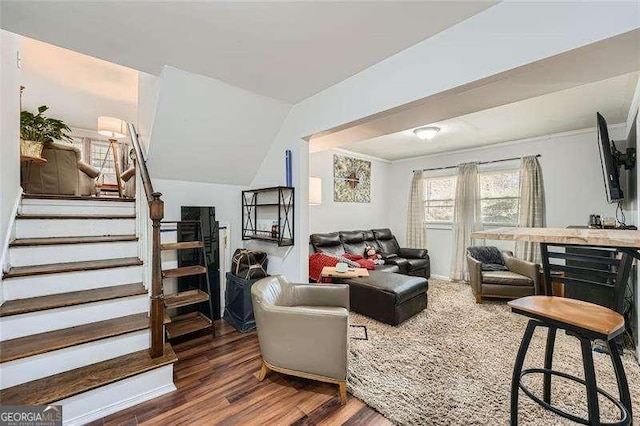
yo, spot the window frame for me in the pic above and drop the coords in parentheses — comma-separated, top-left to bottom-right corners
(423, 165, 521, 228)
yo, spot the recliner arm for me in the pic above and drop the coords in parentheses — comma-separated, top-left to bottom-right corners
(78, 161, 100, 179)
(467, 255, 483, 295)
(292, 284, 349, 309)
(504, 253, 541, 294)
(398, 248, 428, 259)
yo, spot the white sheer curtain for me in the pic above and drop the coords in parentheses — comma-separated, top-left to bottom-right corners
(450, 162, 482, 281)
(515, 156, 546, 263)
(406, 170, 426, 248)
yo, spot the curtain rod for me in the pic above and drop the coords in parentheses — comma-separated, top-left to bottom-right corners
(414, 154, 541, 173)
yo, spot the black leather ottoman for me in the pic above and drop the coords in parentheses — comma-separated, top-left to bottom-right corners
(345, 271, 428, 325)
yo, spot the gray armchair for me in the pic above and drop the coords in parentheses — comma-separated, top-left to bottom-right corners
(22, 142, 99, 196)
(251, 275, 349, 404)
(467, 250, 541, 304)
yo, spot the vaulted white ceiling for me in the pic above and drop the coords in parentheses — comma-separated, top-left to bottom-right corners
(0, 1, 497, 103)
(344, 72, 639, 161)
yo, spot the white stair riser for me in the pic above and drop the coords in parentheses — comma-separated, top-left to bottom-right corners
(0, 330, 150, 389)
(0, 294, 149, 341)
(15, 218, 136, 238)
(20, 199, 135, 216)
(58, 365, 175, 426)
(3, 266, 143, 300)
(9, 241, 139, 267)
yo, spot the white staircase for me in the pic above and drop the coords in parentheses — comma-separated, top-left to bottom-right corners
(0, 195, 176, 425)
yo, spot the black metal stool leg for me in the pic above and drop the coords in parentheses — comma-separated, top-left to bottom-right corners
(608, 340, 633, 424)
(543, 326, 557, 404)
(511, 320, 537, 426)
(580, 337, 600, 426)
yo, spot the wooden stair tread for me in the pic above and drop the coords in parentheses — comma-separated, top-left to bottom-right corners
(161, 241, 204, 251)
(23, 194, 135, 202)
(16, 214, 136, 220)
(165, 312, 212, 339)
(164, 289, 209, 309)
(162, 265, 207, 279)
(0, 344, 177, 405)
(10, 235, 138, 247)
(0, 313, 149, 363)
(0, 283, 146, 317)
(164, 312, 171, 324)
(509, 296, 625, 337)
(3, 257, 143, 279)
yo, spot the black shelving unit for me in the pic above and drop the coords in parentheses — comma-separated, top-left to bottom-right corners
(242, 186, 294, 246)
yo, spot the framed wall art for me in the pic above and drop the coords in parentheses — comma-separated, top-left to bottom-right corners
(333, 154, 371, 203)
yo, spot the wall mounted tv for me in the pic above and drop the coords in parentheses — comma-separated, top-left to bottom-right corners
(597, 112, 635, 204)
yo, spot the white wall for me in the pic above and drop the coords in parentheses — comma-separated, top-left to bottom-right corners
(148, 66, 291, 186)
(0, 30, 22, 305)
(153, 178, 246, 257)
(309, 150, 390, 234)
(386, 126, 629, 278)
(249, 0, 640, 283)
(19, 36, 137, 131)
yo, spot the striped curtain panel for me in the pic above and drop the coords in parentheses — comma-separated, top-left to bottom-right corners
(406, 170, 426, 248)
(450, 162, 482, 281)
(515, 156, 546, 263)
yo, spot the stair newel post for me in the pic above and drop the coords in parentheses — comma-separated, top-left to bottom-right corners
(149, 192, 165, 358)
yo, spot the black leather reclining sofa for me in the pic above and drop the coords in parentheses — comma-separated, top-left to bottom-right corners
(310, 228, 430, 278)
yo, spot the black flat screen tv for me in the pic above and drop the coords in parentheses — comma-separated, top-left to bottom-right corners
(597, 112, 624, 203)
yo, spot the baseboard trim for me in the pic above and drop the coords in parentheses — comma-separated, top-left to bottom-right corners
(429, 274, 450, 281)
(61, 365, 176, 426)
(1, 188, 23, 274)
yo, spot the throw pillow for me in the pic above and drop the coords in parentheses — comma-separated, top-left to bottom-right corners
(356, 258, 376, 270)
(308, 252, 338, 282)
(467, 246, 509, 271)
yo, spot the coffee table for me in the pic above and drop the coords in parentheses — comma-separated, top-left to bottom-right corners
(321, 266, 369, 283)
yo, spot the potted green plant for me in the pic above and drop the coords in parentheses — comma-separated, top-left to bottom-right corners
(20, 105, 73, 158)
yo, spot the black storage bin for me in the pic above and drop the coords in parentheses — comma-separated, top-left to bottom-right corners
(223, 272, 264, 333)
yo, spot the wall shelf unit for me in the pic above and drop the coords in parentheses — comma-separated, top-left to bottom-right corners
(242, 186, 294, 247)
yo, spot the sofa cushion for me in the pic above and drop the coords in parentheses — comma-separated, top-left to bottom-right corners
(384, 256, 409, 274)
(345, 270, 428, 305)
(363, 230, 380, 252)
(375, 264, 400, 273)
(373, 228, 400, 255)
(340, 230, 367, 256)
(405, 258, 429, 271)
(310, 232, 345, 257)
(482, 271, 533, 286)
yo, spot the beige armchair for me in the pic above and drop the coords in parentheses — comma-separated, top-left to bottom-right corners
(22, 142, 100, 196)
(251, 275, 350, 404)
(467, 250, 541, 304)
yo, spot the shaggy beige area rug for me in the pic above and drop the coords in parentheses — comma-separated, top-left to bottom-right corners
(348, 279, 640, 425)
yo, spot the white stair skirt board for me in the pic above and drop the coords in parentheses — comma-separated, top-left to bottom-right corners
(9, 241, 139, 267)
(0, 330, 150, 389)
(15, 218, 136, 239)
(56, 365, 175, 426)
(20, 199, 135, 216)
(0, 295, 149, 341)
(3, 265, 143, 300)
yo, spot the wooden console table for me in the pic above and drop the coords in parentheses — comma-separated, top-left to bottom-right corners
(471, 227, 640, 249)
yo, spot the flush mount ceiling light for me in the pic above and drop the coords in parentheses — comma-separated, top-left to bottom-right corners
(413, 126, 440, 140)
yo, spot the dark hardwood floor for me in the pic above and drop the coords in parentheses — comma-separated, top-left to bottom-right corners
(90, 320, 392, 425)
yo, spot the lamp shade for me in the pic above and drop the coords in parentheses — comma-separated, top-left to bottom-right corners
(98, 116, 127, 139)
(309, 177, 322, 205)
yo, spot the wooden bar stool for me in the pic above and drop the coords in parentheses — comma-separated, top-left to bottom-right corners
(509, 243, 634, 426)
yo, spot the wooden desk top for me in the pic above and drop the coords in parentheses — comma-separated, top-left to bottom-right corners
(321, 266, 369, 278)
(471, 227, 640, 248)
